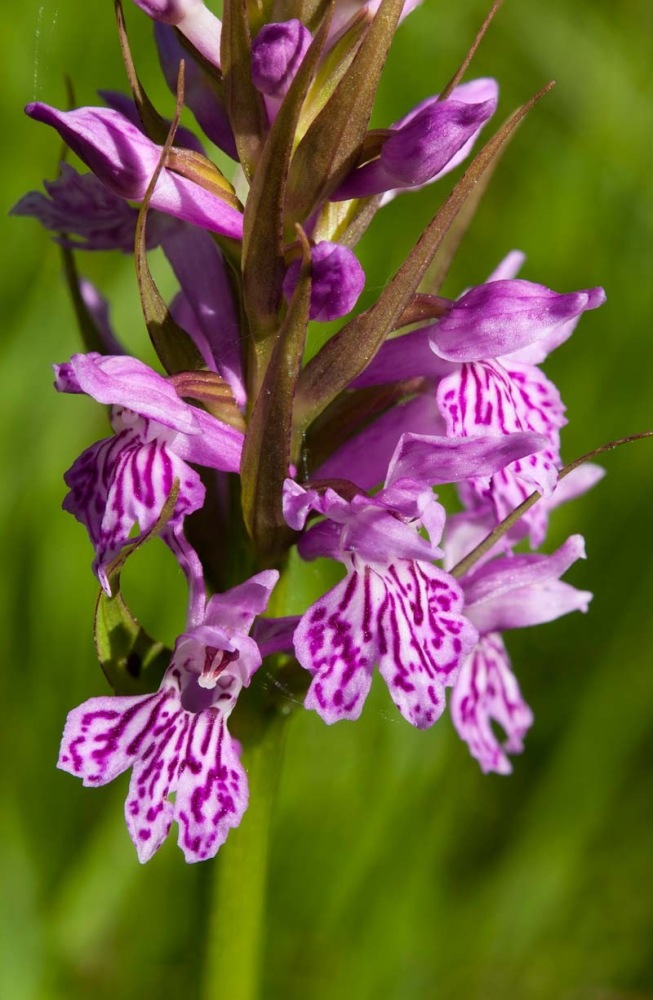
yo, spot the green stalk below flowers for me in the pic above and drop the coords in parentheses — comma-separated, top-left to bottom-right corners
(203, 709, 288, 1000)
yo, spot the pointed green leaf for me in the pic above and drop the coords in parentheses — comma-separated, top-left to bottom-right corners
(294, 83, 555, 427)
(297, 9, 370, 141)
(242, 7, 332, 347)
(94, 482, 180, 694)
(114, 0, 170, 143)
(221, 0, 267, 180)
(240, 233, 312, 559)
(285, 0, 405, 225)
(94, 590, 172, 695)
(60, 247, 111, 354)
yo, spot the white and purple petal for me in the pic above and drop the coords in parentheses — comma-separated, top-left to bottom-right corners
(174, 711, 248, 863)
(451, 634, 533, 775)
(295, 558, 477, 729)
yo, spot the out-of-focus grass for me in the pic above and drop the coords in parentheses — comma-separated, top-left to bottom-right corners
(1, 0, 652, 997)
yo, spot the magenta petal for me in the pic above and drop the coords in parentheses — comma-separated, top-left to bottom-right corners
(430, 280, 606, 362)
(174, 713, 248, 863)
(204, 570, 279, 635)
(351, 327, 450, 388)
(251, 20, 312, 98)
(55, 353, 199, 433)
(161, 226, 245, 405)
(385, 430, 548, 488)
(451, 634, 533, 774)
(282, 242, 365, 322)
(10, 162, 142, 253)
(463, 534, 592, 632)
(26, 104, 243, 238)
(316, 394, 446, 490)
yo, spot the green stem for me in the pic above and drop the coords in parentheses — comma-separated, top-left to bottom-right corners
(202, 712, 288, 1000)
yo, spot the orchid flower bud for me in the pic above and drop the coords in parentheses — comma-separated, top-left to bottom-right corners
(251, 20, 312, 98)
(282, 241, 365, 321)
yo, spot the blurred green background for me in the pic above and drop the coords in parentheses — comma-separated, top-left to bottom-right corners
(2, 0, 653, 997)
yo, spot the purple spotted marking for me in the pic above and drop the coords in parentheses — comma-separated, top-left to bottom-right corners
(451, 634, 533, 774)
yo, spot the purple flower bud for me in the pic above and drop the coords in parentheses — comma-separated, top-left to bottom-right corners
(381, 96, 497, 186)
(430, 279, 606, 362)
(251, 21, 312, 98)
(334, 79, 498, 201)
(282, 241, 365, 321)
(131, 0, 222, 67)
(25, 103, 243, 240)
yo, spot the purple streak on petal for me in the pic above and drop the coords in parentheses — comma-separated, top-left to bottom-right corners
(251, 20, 312, 98)
(174, 713, 248, 862)
(436, 359, 564, 497)
(430, 280, 606, 362)
(10, 163, 143, 252)
(385, 430, 548, 488)
(26, 104, 243, 238)
(160, 225, 245, 404)
(315, 394, 445, 490)
(350, 327, 451, 388)
(99, 89, 205, 154)
(283, 242, 365, 322)
(154, 24, 237, 158)
(462, 534, 592, 633)
(451, 634, 533, 774)
(58, 677, 183, 786)
(295, 566, 381, 723)
(376, 561, 478, 728)
(63, 428, 206, 591)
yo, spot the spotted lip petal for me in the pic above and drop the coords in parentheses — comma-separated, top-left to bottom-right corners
(62, 427, 206, 592)
(58, 572, 276, 863)
(295, 557, 478, 728)
(451, 634, 533, 774)
(436, 358, 564, 500)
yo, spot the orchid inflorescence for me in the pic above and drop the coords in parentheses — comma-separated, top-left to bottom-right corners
(15, 0, 610, 863)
